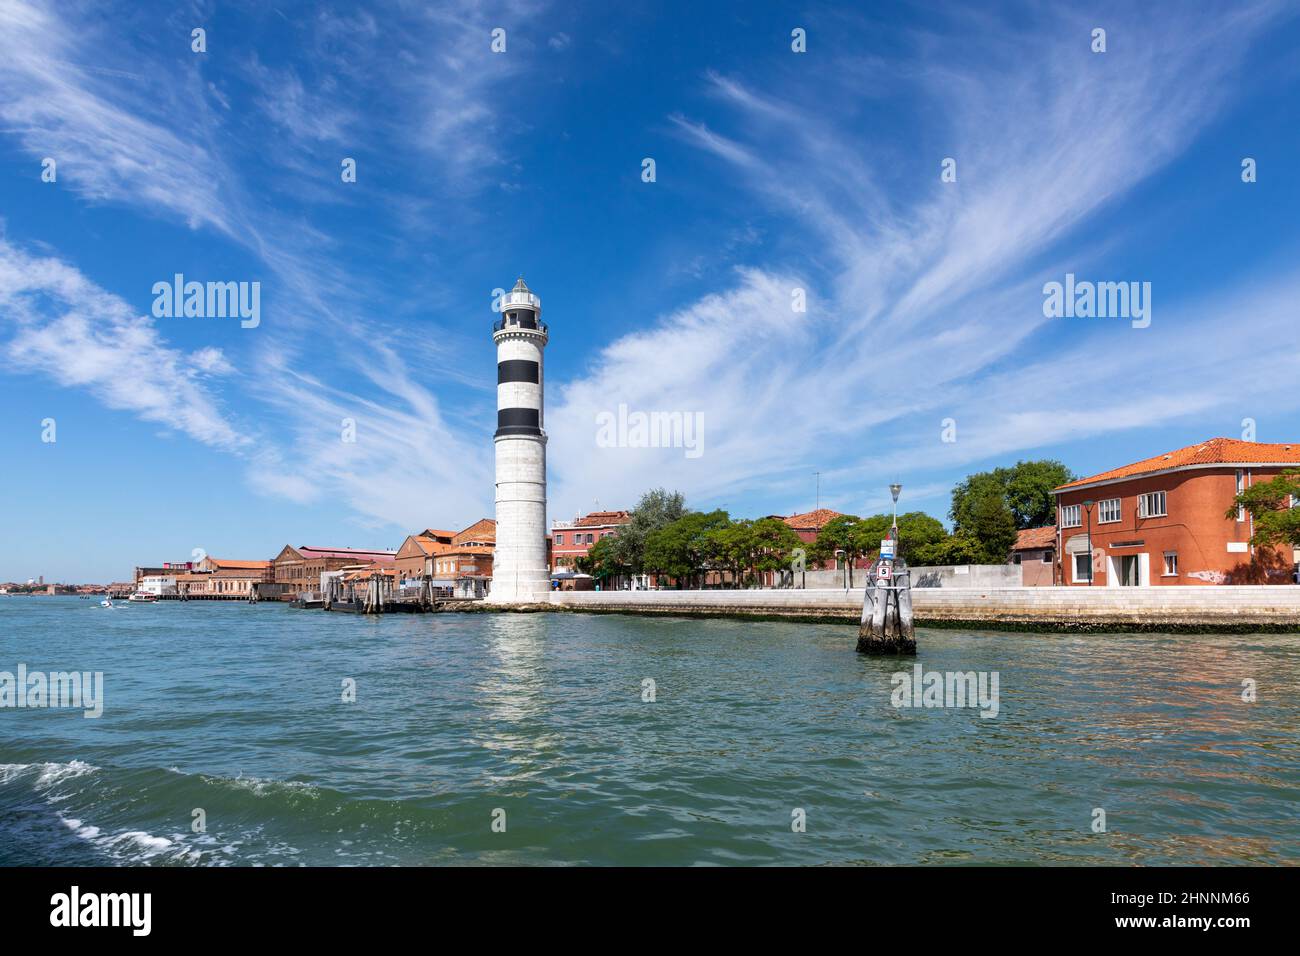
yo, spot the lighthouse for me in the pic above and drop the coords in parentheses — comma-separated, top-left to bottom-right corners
(488, 277, 552, 603)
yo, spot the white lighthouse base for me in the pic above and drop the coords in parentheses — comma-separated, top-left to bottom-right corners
(486, 574, 552, 604)
(489, 435, 551, 604)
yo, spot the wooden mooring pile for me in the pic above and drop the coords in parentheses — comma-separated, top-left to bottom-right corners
(311, 572, 478, 615)
(857, 558, 916, 655)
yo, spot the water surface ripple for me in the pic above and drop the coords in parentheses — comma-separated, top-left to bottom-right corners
(1, 598, 1296, 865)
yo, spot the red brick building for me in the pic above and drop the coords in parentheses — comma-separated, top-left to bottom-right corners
(1052, 437, 1300, 587)
(271, 545, 397, 597)
(429, 519, 496, 579)
(394, 529, 455, 582)
(776, 509, 874, 569)
(550, 511, 630, 571)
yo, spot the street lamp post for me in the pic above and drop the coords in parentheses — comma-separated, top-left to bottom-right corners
(1082, 499, 1095, 587)
(889, 483, 902, 539)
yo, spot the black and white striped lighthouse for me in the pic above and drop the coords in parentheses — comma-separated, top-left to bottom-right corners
(488, 277, 551, 603)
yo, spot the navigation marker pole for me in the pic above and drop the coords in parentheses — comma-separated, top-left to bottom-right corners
(858, 483, 916, 654)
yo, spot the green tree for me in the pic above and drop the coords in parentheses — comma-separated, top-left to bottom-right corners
(608, 488, 687, 573)
(577, 536, 626, 583)
(893, 511, 948, 564)
(1226, 469, 1300, 551)
(951, 460, 1074, 531)
(707, 520, 754, 587)
(1004, 460, 1075, 527)
(644, 509, 731, 587)
(750, 517, 805, 584)
(810, 514, 867, 587)
(915, 531, 986, 566)
(962, 488, 1018, 562)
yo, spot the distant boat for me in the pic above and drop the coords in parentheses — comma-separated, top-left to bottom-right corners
(99, 599, 113, 608)
(127, 591, 157, 603)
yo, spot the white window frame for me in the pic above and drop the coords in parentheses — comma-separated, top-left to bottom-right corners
(1138, 491, 1167, 518)
(1098, 497, 1121, 524)
(1072, 552, 1093, 583)
(1060, 504, 1081, 528)
(1163, 551, 1178, 577)
(1235, 470, 1245, 522)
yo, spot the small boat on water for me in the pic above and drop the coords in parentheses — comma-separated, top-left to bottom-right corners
(127, 591, 157, 603)
(99, 599, 113, 608)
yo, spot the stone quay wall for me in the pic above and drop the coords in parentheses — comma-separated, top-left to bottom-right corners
(539, 586, 1300, 631)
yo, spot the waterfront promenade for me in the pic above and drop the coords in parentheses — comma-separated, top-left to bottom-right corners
(539, 586, 1300, 631)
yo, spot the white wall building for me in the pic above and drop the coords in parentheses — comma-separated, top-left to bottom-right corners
(138, 575, 177, 596)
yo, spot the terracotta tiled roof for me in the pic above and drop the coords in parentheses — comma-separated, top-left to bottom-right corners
(409, 535, 454, 556)
(420, 529, 456, 541)
(341, 564, 398, 582)
(454, 518, 496, 545)
(574, 510, 630, 527)
(782, 508, 843, 530)
(207, 559, 271, 570)
(1012, 526, 1056, 550)
(1057, 438, 1300, 491)
(298, 547, 397, 562)
(437, 544, 494, 557)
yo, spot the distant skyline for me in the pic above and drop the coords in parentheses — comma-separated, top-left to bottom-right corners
(3, 0, 1299, 581)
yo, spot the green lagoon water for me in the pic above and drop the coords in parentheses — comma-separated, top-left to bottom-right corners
(1, 596, 1297, 866)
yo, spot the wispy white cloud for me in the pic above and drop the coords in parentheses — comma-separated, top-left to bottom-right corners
(0, 0, 535, 531)
(547, 0, 1295, 519)
(246, 346, 493, 530)
(1, 0, 1295, 546)
(0, 0, 233, 234)
(0, 238, 247, 450)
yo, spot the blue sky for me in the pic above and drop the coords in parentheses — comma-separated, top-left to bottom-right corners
(2, 0, 1299, 582)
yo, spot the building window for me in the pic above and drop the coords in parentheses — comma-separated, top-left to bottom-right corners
(1042, 550, 1053, 563)
(555, 533, 564, 545)
(1138, 491, 1167, 518)
(1098, 498, 1121, 524)
(1013, 554, 1022, 564)
(1073, 553, 1093, 583)
(1060, 504, 1081, 528)
(1163, 552, 1178, 577)
(1235, 470, 1245, 521)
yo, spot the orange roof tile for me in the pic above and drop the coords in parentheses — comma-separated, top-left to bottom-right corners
(1012, 526, 1056, 550)
(207, 559, 271, 570)
(574, 510, 631, 527)
(341, 564, 398, 582)
(782, 508, 843, 530)
(405, 535, 453, 556)
(453, 518, 496, 545)
(298, 547, 396, 562)
(1057, 438, 1300, 491)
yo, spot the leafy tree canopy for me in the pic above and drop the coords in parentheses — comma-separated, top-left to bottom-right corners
(951, 459, 1074, 532)
(607, 488, 687, 573)
(1226, 468, 1300, 551)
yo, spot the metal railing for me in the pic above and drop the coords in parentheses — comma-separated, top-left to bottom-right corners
(493, 317, 548, 334)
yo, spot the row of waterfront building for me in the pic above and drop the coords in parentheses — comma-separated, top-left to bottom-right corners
(126, 435, 1300, 602)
